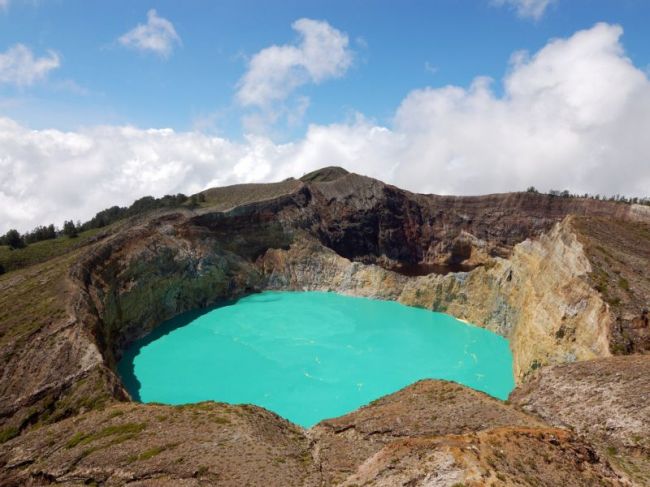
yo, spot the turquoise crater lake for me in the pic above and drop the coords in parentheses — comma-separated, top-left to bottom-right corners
(119, 291, 514, 427)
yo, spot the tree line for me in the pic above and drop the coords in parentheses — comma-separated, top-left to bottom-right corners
(526, 186, 650, 205)
(3, 186, 647, 252)
(0, 192, 206, 251)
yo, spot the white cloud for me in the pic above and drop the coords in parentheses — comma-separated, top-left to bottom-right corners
(492, 0, 557, 20)
(2, 23, 650, 234)
(424, 62, 438, 75)
(0, 44, 60, 86)
(236, 18, 353, 108)
(0, 0, 9, 11)
(118, 9, 181, 58)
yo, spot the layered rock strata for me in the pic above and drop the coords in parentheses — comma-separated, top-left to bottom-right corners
(0, 168, 648, 485)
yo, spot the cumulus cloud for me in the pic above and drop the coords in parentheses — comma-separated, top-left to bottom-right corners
(0, 44, 60, 86)
(2, 23, 650, 234)
(236, 18, 353, 108)
(118, 9, 181, 58)
(492, 0, 557, 20)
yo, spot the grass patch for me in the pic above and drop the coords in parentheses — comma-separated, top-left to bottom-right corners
(128, 443, 178, 463)
(0, 253, 76, 348)
(618, 277, 630, 292)
(80, 432, 141, 459)
(66, 422, 146, 449)
(0, 227, 104, 274)
(0, 426, 19, 444)
(201, 179, 301, 211)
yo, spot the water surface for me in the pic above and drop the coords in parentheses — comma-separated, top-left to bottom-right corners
(119, 291, 514, 427)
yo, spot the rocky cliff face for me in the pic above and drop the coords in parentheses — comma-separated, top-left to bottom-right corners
(70, 170, 649, 388)
(261, 216, 613, 380)
(0, 167, 648, 485)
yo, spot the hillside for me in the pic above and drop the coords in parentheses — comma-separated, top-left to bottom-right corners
(0, 167, 648, 485)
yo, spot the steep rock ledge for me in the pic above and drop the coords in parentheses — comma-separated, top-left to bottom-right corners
(65, 173, 649, 388)
(260, 216, 612, 381)
(1, 169, 648, 459)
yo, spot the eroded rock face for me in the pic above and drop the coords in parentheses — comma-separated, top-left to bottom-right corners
(510, 355, 650, 485)
(1, 168, 648, 485)
(0, 379, 633, 486)
(261, 217, 613, 380)
(310, 380, 545, 485)
(0, 402, 320, 487)
(572, 217, 650, 354)
(339, 427, 626, 487)
(305, 173, 638, 266)
(54, 171, 650, 395)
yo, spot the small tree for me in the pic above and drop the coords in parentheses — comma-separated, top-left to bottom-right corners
(3, 229, 25, 249)
(63, 220, 78, 238)
(526, 186, 538, 193)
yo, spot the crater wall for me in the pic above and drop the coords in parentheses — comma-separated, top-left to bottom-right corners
(1, 169, 647, 436)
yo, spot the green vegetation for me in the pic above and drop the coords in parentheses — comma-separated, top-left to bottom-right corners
(200, 179, 301, 211)
(24, 224, 56, 244)
(0, 229, 25, 249)
(65, 422, 147, 449)
(0, 192, 193, 275)
(62, 220, 79, 238)
(0, 426, 19, 444)
(618, 277, 630, 292)
(0, 181, 298, 278)
(0, 253, 75, 348)
(547, 189, 650, 205)
(127, 443, 177, 463)
(81, 193, 190, 231)
(0, 227, 103, 274)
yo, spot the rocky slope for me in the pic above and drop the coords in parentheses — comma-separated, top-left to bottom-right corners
(0, 379, 632, 486)
(511, 355, 650, 485)
(1, 167, 648, 485)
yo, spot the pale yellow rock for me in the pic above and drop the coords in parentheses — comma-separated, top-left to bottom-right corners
(260, 218, 612, 383)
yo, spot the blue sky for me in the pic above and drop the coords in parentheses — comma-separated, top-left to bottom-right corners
(1, 0, 649, 136)
(1, 0, 650, 232)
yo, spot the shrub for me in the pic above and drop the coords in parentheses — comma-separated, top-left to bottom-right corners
(63, 220, 78, 238)
(2, 229, 25, 249)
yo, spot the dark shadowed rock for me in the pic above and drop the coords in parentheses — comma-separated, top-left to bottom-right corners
(0, 167, 648, 486)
